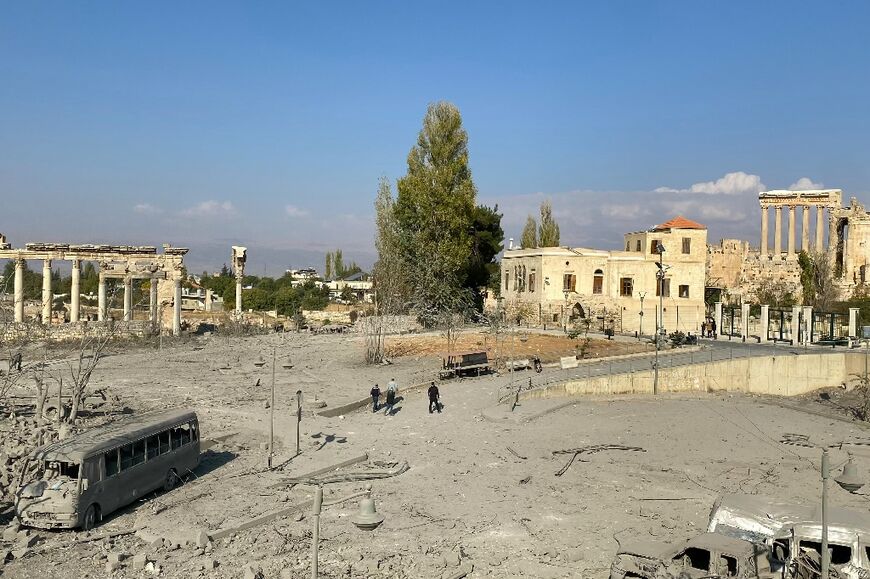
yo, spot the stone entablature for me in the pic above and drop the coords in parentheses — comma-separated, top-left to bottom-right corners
(0, 234, 188, 336)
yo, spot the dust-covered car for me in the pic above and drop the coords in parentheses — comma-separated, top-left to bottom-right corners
(610, 532, 776, 578)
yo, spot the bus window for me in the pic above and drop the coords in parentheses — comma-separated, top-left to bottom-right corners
(180, 424, 191, 446)
(105, 449, 120, 477)
(131, 439, 146, 466)
(146, 434, 160, 460)
(190, 421, 198, 441)
(160, 430, 171, 454)
(120, 443, 134, 470)
(46, 461, 79, 479)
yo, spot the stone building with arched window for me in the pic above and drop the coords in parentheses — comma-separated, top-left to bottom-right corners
(500, 216, 707, 335)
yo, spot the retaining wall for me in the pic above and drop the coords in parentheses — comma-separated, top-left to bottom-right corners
(521, 352, 866, 400)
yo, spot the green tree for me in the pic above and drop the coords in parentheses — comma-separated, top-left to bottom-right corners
(521, 215, 538, 248)
(465, 204, 504, 307)
(333, 249, 344, 279)
(325, 252, 333, 280)
(395, 101, 477, 323)
(373, 176, 408, 316)
(538, 200, 560, 247)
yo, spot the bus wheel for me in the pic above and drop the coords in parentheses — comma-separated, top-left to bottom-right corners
(163, 469, 179, 492)
(82, 504, 99, 531)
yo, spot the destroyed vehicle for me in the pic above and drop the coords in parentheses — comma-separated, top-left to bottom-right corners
(439, 351, 491, 379)
(15, 408, 199, 530)
(709, 494, 870, 578)
(610, 532, 776, 578)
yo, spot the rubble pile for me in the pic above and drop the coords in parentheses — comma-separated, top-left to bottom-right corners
(0, 415, 63, 501)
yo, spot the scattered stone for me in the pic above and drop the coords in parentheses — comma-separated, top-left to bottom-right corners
(243, 564, 264, 579)
(18, 534, 39, 549)
(107, 552, 126, 565)
(150, 537, 164, 551)
(10, 548, 29, 560)
(145, 561, 162, 575)
(195, 529, 210, 548)
(294, 512, 304, 522)
(106, 560, 121, 572)
(2, 524, 20, 542)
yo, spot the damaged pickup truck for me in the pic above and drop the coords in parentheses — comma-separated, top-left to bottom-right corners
(610, 532, 776, 578)
(15, 409, 199, 530)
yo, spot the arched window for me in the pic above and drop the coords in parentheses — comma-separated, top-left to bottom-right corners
(592, 269, 604, 295)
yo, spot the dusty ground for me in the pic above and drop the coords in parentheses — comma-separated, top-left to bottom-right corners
(1, 330, 869, 578)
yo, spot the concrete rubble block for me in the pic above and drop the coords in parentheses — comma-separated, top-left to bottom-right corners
(18, 534, 39, 548)
(243, 564, 265, 579)
(107, 552, 127, 564)
(145, 560, 162, 575)
(195, 529, 211, 548)
(132, 553, 149, 569)
(2, 522, 21, 541)
(10, 548, 30, 560)
(150, 537, 164, 551)
(106, 560, 121, 573)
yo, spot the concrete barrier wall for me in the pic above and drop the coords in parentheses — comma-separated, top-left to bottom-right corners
(521, 352, 860, 401)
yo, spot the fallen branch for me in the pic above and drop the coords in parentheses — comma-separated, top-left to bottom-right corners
(285, 461, 409, 485)
(552, 444, 645, 477)
(506, 446, 527, 460)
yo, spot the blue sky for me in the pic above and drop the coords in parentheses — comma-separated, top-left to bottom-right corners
(2, 2, 869, 274)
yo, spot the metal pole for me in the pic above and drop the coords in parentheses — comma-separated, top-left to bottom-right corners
(311, 485, 323, 579)
(296, 389, 302, 455)
(268, 347, 276, 468)
(822, 449, 830, 579)
(654, 249, 663, 395)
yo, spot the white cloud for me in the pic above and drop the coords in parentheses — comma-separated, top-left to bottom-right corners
(789, 177, 823, 190)
(600, 203, 647, 220)
(180, 200, 236, 217)
(284, 204, 310, 218)
(655, 171, 766, 195)
(133, 203, 162, 215)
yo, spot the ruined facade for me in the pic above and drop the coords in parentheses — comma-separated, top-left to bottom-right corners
(501, 216, 707, 334)
(707, 189, 870, 304)
(0, 233, 188, 335)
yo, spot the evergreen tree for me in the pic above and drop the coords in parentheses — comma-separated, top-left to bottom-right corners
(538, 200, 560, 247)
(373, 176, 408, 315)
(325, 252, 333, 280)
(521, 215, 538, 248)
(395, 101, 477, 321)
(333, 249, 344, 279)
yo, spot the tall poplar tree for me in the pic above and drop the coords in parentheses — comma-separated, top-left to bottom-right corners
(521, 215, 538, 248)
(538, 200, 561, 247)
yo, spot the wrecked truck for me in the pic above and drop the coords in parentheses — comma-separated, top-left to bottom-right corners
(15, 409, 199, 530)
(610, 532, 777, 578)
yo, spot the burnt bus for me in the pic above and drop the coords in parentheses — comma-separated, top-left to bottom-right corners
(15, 408, 199, 530)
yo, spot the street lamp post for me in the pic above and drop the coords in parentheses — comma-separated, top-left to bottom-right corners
(310, 484, 384, 579)
(638, 291, 646, 340)
(654, 242, 668, 395)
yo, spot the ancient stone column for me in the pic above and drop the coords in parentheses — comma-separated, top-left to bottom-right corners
(235, 278, 242, 313)
(774, 206, 782, 256)
(816, 206, 825, 249)
(123, 276, 132, 322)
(787, 205, 796, 257)
(173, 278, 182, 336)
(70, 259, 81, 323)
(205, 289, 213, 312)
(849, 307, 860, 338)
(13, 258, 24, 323)
(714, 301, 723, 336)
(741, 302, 750, 342)
(760, 206, 769, 255)
(801, 206, 810, 251)
(98, 270, 107, 321)
(149, 278, 158, 326)
(42, 259, 52, 325)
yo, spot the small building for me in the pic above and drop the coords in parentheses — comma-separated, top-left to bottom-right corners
(500, 216, 707, 335)
(325, 272, 374, 303)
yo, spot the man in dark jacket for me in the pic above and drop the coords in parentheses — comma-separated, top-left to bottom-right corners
(428, 382, 441, 413)
(370, 384, 381, 413)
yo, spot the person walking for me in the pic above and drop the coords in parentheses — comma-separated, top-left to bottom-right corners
(370, 384, 381, 413)
(384, 378, 398, 415)
(427, 382, 441, 413)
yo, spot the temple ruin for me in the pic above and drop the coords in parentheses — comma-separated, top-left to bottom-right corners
(0, 233, 188, 335)
(708, 188, 870, 302)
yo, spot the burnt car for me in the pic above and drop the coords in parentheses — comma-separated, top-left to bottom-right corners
(610, 532, 776, 579)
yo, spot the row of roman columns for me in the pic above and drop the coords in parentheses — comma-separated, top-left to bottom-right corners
(759, 204, 829, 256)
(10, 258, 181, 335)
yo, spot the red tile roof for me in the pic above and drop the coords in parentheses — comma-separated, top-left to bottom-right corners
(652, 215, 706, 230)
